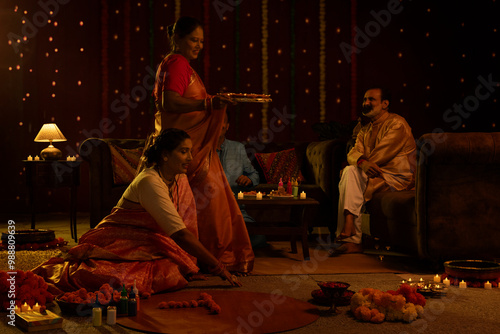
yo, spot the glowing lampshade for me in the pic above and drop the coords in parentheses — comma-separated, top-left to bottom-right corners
(34, 123, 67, 160)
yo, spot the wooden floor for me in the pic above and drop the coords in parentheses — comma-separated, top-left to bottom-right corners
(1, 212, 435, 275)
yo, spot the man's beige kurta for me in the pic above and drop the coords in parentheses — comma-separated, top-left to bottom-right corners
(347, 112, 416, 201)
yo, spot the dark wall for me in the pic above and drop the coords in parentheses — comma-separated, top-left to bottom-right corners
(1, 0, 498, 216)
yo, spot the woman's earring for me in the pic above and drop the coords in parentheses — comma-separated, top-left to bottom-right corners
(163, 157, 168, 162)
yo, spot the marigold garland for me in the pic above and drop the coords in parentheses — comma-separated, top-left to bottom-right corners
(203, 0, 210, 91)
(290, 0, 296, 141)
(100, 0, 109, 123)
(158, 292, 221, 314)
(148, 0, 155, 115)
(350, 0, 358, 120)
(124, 0, 132, 136)
(174, 0, 181, 21)
(261, 0, 269, 142)
(0, 270, 55, 310)
(319, 0, 326, 122)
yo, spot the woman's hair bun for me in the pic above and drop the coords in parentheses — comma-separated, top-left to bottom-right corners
(144, 128, 190, 165)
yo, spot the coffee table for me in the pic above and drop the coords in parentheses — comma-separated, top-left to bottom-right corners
(237, 196, 319, 260)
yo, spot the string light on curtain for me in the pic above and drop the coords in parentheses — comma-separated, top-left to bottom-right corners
(175, 0, 181, 21)
(261, 0, 269, 142)
(319, 0, 326, 122)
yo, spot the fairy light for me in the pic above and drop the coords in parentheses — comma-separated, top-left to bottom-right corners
(6, 1, 499, 205)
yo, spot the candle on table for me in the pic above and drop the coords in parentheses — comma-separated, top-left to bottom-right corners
(72, 156, 77, 161)
(237, 191, 243, 199)
(66, 156, 71, 161)
(443, 277, 450, 287)
(27, 155, 33, 161)
(32, 303, 41, 312)
(300, 191, 306, 199)
(34, 155, 40, 161)
(484, 281, 492, 289)
(459, 280, 467, 289)
(408, 278, 412, 282)
(434, 274, 441, 283)
(21, 302, 29, 312)
(256, 192, 263, 200)
(14, 305, 20, 313)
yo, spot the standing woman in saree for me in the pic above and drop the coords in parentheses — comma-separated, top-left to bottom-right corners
(149, 16, 254, 273)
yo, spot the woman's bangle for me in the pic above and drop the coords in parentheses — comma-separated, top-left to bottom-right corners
(357, 159, 366, 166)
(208, 261, 226, 276)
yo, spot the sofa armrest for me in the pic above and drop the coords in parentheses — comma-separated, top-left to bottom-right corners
(80, 138, 145, 227)
(416, 132, 500, 260)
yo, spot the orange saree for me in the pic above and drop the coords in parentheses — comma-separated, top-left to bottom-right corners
(153, 54, 254, 273)
(33, 175, 199, 295)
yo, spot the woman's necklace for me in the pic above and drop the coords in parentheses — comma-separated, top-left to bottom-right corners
(156, 166, 177, 203)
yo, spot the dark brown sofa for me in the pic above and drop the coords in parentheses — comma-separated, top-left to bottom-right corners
(80, 137, 348, 231)
(365, 132, 500, 262)
(80, 138, 145, 228)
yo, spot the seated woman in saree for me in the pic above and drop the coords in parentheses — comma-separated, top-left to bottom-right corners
(33, 129, 241, 295)
(148, 16, 254, 274)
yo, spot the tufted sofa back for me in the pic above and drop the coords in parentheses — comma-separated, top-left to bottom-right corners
(416, 132, 500, 260)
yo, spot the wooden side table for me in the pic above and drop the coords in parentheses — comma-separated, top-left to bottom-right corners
(237, 197, 319, 260)
(23, 160, 81, 242)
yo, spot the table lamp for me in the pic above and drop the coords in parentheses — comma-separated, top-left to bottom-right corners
(34, 123, 67, 160)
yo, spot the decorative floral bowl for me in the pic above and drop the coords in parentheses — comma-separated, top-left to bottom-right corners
(444, 260, 500, 280)
(311, 289, 354, 306)
(317, 281, 350, 299)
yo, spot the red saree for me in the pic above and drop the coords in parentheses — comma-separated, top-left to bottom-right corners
(33, 175, 199, 295)
(153, 54, 254, 273)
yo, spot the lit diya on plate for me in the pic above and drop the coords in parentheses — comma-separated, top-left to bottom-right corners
(317, 281, 351, 314)
(217, 92, 272, 103)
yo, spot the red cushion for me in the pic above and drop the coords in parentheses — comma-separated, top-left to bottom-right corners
(109, 144, 143, 185)
(254, 148, 303, 184)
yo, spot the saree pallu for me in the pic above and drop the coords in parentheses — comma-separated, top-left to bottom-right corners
(152, 56, 254, 273)
(33, 176, 200, 295)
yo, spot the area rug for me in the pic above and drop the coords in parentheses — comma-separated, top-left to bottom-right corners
(0, 241, 407, 276)
(117, 290, 319, 334)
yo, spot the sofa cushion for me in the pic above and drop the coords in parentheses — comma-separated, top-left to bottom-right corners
(254, 148, 304, 184)
(108, 143, 143, 185)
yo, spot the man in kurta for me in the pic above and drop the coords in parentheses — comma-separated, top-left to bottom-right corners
(333, 87, 416, 254)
